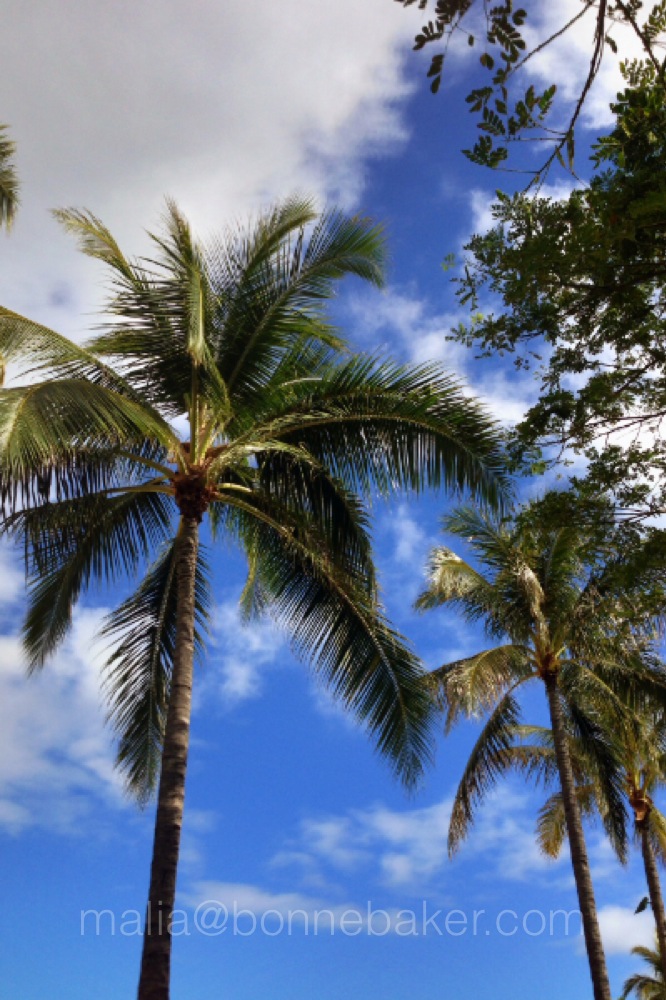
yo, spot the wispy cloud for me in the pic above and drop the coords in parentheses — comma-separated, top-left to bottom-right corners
(346, 286, 539, 427)
(204, 599, 286, 708)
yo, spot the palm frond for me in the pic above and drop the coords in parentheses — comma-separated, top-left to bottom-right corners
(536, 783, 600, 858)
(448, 688, 523, 855)
(0, 307, 141, 392)
(18, 491, 173, 670)
(415, 547, 488, 611)
(233, 355, 510, 509)
(429, 645, 532, 732)
(102, 536, 210, 803)
(211, 200, 385, 405)
(0, 379, 175, 511)
(58, 206, 230, 421)
(0, 125, 19, 230)
(563, 696, 629, 862)
(620, 941, 666, 999)
(218, 490, 435, 787)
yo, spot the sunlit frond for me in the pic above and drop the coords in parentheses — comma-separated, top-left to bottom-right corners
(0, 379, 175, 512)
(429, 645, 532, 731)
(415, 547, 488, 610)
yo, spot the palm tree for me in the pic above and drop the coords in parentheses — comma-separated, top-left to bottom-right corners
(0, 125, 19, 231)
(416, 506, 666, 1000)
(621, 939, 666, 999)
(0, 197, 508, 1000)
(531, 714, 666, 987)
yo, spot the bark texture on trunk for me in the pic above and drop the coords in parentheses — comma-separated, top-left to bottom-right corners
(640, 821, 666, 985)
(544, 674, 611, 1000)
(137, 516, 200, 1000)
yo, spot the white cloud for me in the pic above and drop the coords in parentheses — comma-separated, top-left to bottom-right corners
(1, 0, 420, 335)
(205, 599, 285, 707)
(184, 880, 344, 926)
(387, 503, 428, 565)
(0, 608, 126, 834)
(598, 904, 655, 955)
(0, 545, 26, 608)
(274, 785, 564, 897)
(347, 287, 469, 370)
(346, 286, 538, 426)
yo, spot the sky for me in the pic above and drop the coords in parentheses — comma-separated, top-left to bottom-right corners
(0, 2, 661, 999)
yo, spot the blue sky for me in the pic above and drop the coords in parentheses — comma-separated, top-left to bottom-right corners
(0, 2, 660, 998)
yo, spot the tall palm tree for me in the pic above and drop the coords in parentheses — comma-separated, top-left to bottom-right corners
(621, 939, 666, 1000)
(416, 506, 666, 1000)
(530, 714, 666, 987)
(0, 197, 508, 1000)
(0, 125, 19, 231)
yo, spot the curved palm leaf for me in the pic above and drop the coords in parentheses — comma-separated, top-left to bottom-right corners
(102, 536, 211, 803)
(448, 686, 524, 855)
(218, 488, 434, 787)
(429, 644, 532, 731)
(16, 490, 173, 670)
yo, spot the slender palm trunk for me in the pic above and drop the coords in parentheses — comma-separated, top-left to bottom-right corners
(640, 820, 666, 985)
(137, 516, 200, 1000)
(544, 674, 611, 1000)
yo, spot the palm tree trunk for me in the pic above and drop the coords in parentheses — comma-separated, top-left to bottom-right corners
(137, 516, 200, 1000)
(544, 674, 612, 1000)
(640, 821, 666, 985)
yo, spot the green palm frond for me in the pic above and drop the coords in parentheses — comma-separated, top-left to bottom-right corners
(252, 446, 376, 590)
(211, 200, 385, 404)
(238, 355, 509, 507)
(0, 125, 19, 231)
(564, 698, 629, 862)
(536, 789, 569, 858)
(57, 207, 229, 422)
(0, 307, 137, 390)
(0, 379, 175, 510)
(17, 491, 172, 670)
(500, 740, 560, 787)
(102, 536, 210, 803)
(219, 491, 434, 787)
(429, 645, 532, 732)
(443, 506, 518, 569)
(448, 687, 523, 855)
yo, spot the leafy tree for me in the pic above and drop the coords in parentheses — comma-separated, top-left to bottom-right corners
(394, 0, 666, 177)
(0, 197, 509, 1000)
(620, 938, 666, 999)
(0, 125, 19, 231)
(416, 505, 666, 1000)
(453, 66, 666, 520)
